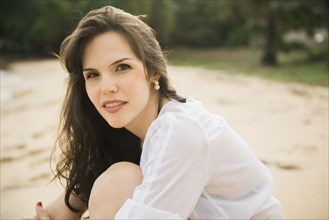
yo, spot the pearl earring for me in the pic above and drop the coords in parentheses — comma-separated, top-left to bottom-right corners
(154, 80, 160, 90)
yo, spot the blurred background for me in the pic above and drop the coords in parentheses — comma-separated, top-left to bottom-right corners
(0, 0, 328, 219)
(0, 0, 328, 85)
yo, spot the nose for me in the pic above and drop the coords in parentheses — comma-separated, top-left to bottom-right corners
(101, 75, 118, 95)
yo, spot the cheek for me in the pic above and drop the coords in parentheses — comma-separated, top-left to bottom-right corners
(129, 70, 151, 91)
(85, 85, 98, 106)
(127, 76, 151, 99)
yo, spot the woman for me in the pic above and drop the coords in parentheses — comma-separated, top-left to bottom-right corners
(31, 6, 282, 219)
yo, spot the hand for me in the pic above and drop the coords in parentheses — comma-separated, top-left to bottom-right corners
(21, 202, 51, 220)
(22, 192, 87, 220)
(35, 202, 51, 220)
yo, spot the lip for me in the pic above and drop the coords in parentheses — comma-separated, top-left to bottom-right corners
(102, 100, 127, 114)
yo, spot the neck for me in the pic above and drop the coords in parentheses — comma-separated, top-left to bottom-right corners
(125, 97, 170, 141)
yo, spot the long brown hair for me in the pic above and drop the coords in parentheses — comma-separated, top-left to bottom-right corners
(53, 6, 184, 211)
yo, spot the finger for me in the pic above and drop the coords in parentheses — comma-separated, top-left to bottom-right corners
(35, 202, 50, 220)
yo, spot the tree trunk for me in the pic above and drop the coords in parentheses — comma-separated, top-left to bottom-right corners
(261, 12, 278, 66)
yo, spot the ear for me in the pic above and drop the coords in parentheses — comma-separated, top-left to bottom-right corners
(150, 75, 161, 91)
(150, 74, 161, 82)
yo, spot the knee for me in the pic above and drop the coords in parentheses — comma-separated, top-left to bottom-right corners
(89, 162, 142, 213)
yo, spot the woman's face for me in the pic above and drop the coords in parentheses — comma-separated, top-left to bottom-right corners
(82, 31, 158, 138)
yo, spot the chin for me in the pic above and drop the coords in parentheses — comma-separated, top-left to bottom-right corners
(106, 119, 126, 129)
(109, 124, 125, 129)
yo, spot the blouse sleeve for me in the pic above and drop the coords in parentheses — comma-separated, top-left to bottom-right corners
(115, 113, 210, 219)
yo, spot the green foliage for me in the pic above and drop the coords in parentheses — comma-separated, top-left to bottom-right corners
(169, 47, 328, 86)
(239, 0, 329, 65)
(0, 0, 328, 67)
(148, 0, 176, 45)
(0, 0, 71, 55)
(170, 0, 251, 47)
(0, 0, 109, 55)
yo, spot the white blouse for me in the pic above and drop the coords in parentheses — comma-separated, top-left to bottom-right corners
(115, 98, 282, 219)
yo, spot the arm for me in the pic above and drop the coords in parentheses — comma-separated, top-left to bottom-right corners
(115, 114, 210, 218)
(88, 162, 143, 219)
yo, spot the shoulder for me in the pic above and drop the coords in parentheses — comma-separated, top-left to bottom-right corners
(153, 98, 228, 139)
(144, 99, 215, 155)
(141, 101, 211, 172)
(152, 100, 207, 136)
(150, 111, 208, 145)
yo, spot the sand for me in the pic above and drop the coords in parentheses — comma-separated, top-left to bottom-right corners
(1, 59, 328, 219)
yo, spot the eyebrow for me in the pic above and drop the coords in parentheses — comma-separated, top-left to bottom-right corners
(82, 57, 133, 73)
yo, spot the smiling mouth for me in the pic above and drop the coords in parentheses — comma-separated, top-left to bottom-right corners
(104, 101, 127, 113)
(104, 102, 126, 108)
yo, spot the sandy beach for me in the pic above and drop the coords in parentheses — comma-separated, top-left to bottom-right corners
(1, 59, 328, 219)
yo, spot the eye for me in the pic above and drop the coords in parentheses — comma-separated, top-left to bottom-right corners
(85, 72, 99, 79)
(115, 64, 131, 72)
